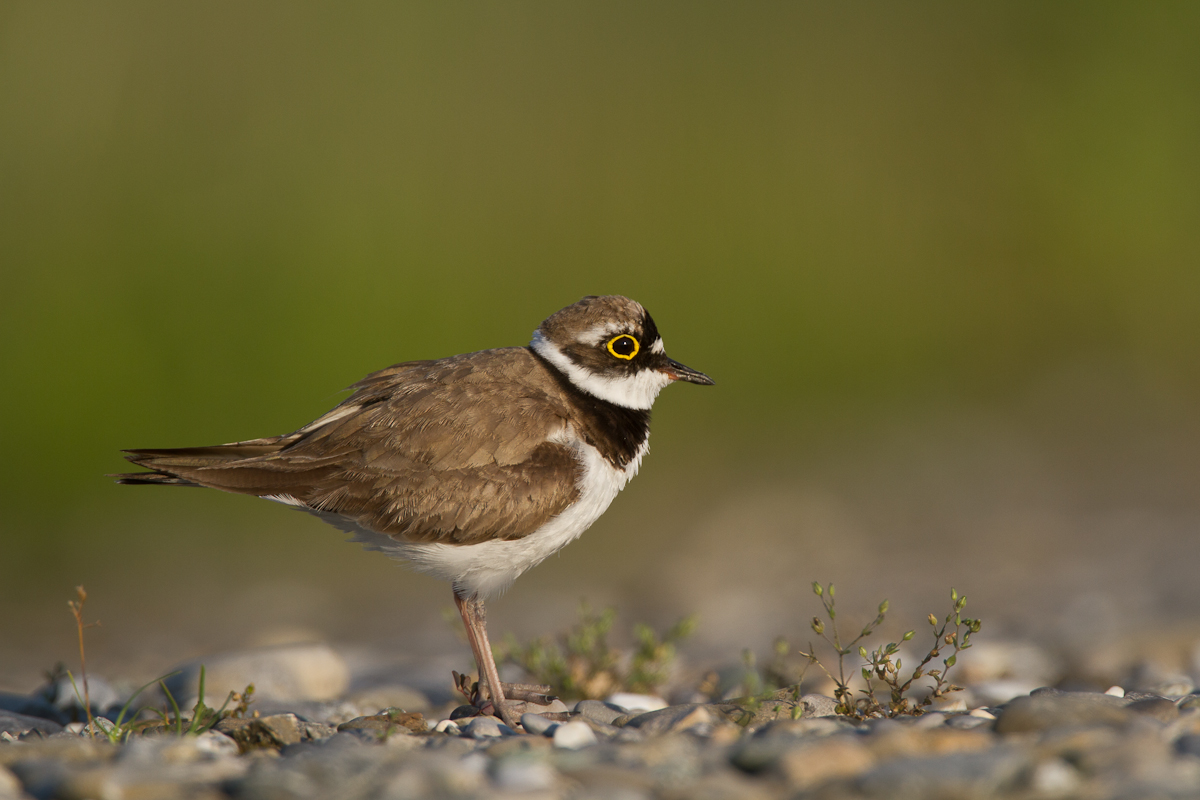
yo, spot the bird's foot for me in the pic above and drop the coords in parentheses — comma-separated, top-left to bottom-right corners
(452, 671, 558, 729)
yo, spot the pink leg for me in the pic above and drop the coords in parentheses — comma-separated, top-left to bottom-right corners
(454, 588, 519, 729)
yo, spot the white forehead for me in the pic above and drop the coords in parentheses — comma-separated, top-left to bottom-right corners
(577, 322, 665, 353)
(579, 321, 635, 346)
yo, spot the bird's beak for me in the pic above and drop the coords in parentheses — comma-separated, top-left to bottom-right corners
(661, 358, 715, 385)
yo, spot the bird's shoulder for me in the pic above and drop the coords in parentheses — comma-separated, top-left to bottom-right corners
(285, 347, 576, 470)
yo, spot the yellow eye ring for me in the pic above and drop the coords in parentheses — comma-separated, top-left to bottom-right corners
(606, 334, 640, 360)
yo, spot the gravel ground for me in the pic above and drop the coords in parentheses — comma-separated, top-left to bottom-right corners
(4, 639, 1200, 799)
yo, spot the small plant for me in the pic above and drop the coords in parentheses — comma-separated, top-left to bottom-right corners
(494, 602, 697, 700)
(63, 585, 254, 742)
(154, 666, 251, 736)
(66, 586, 100, 730)
(786, 583, 981, 718)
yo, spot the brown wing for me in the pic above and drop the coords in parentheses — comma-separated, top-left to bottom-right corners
(117, 348, 582, 544)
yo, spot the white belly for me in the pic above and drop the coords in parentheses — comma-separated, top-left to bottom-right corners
(342, 434, 648, 598)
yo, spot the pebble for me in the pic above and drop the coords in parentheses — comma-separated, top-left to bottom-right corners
(0, 710, 63, 737)
(607, 692, 668, 712)
(161, 642, 350, 706)
(776, 737, 875, 789)
(575, 699, 626, 725)
(462, 715, 514, 739)
(0, 766, 20, 800)
(995, 690, 1132, 734)
(37, 674, 121, 719)
(343, 683, 431, 713)
(8, 641, 1200, 800)
(623, 703, 714, 735)
(552, 720, 598, 749)
(519, 713, 559, 736)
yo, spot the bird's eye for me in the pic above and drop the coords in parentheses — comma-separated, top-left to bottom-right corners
(606, 334, 640, 360)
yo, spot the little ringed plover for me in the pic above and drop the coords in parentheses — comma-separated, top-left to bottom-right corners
(114, 295, 713, 727)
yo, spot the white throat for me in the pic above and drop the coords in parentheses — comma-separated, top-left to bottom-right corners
(531, 330, 672, 411)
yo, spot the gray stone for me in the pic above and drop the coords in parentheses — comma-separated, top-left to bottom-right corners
(856, 746, 1030, 798)
(463, 715, 511, 739)
(606, 692, 668, 712)
(1129, 663, 1195, 697)
(0, 692, 66, 724)
(996, 691, 1132, 734)
(623, 704, 714, 736)
(1178, 694, 1200, 713)
(945, 713, 992, 730)
(344, 683, 431, 713)
(520, 697, 570, 716)
(798, 694, 838, 718)
(0, 709, 63, 736)
(1126, 696, 1178, 722)
(553, 720, 598, 749)
(1176, 734, 1200, 757)
(161, 642, 350, 706)
(1028, 757, 1083, 795)
(216, 713, 312, 749)
(252, 699, 363, 726)
(336, 711, 426, 735)
(575, 699, 625, 725)
(492, 756, 559, 791)
(304, 722, 338, 741)
(520, 713, 558, 736)
(0, 765, 21, 800)
(37, 674, 120, 719)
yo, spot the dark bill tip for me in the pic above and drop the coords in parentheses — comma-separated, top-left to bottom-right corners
(661, 358, 715, 386)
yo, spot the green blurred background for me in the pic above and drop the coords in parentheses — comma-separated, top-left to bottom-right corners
(4, 3, 1200, 689)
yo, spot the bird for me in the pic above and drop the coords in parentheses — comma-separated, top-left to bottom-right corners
(114, 295, 713, 727)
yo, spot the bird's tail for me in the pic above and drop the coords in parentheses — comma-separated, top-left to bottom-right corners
(110, 440, 291, 493)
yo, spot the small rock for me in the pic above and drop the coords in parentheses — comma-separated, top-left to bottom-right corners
(520, 697, 570, 716)
(492, 756, 559, 791)
(575, 699, 626, 725)
(36, 674, 121, 719)
(1105, 685, 1126, 697)
(0, 710, 63, 737)
(0, 765, 21, 799)
(971, 679, 1041, 706)
(433, 719, 460, 734)
(1178, 695, 1200, 713)
(520, 713, 558, 736)
(1176, 734, 1200, 757)
(607, 692, 668, 713)
(624, 704, 714, 736)
(798, 694, 838, 718)
(996, 691, 1132, 734)
(857, 747, 1030, 798)
(737, 699, 799, 727)
(969, 708, 997, 719)
(553, 720, 598, 749)
(945, 714, 992, 730)
(928, 696, 968, 713)
(777, 737, 875, 789)
(161, 643, 350, 706)
(0, 692, 67, 724)
(297, 721, 336, 741)
(1029, 757, 1082, 795)
(1126, 696, 1178, 722)
(344, 683, 431, 713)
(215, 713, 305, 750)
(337, 711, 426, 735)
(957, 640, 1059, 685)
(1129, 663, 1195, 697)
(463, 715, 510, 739)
